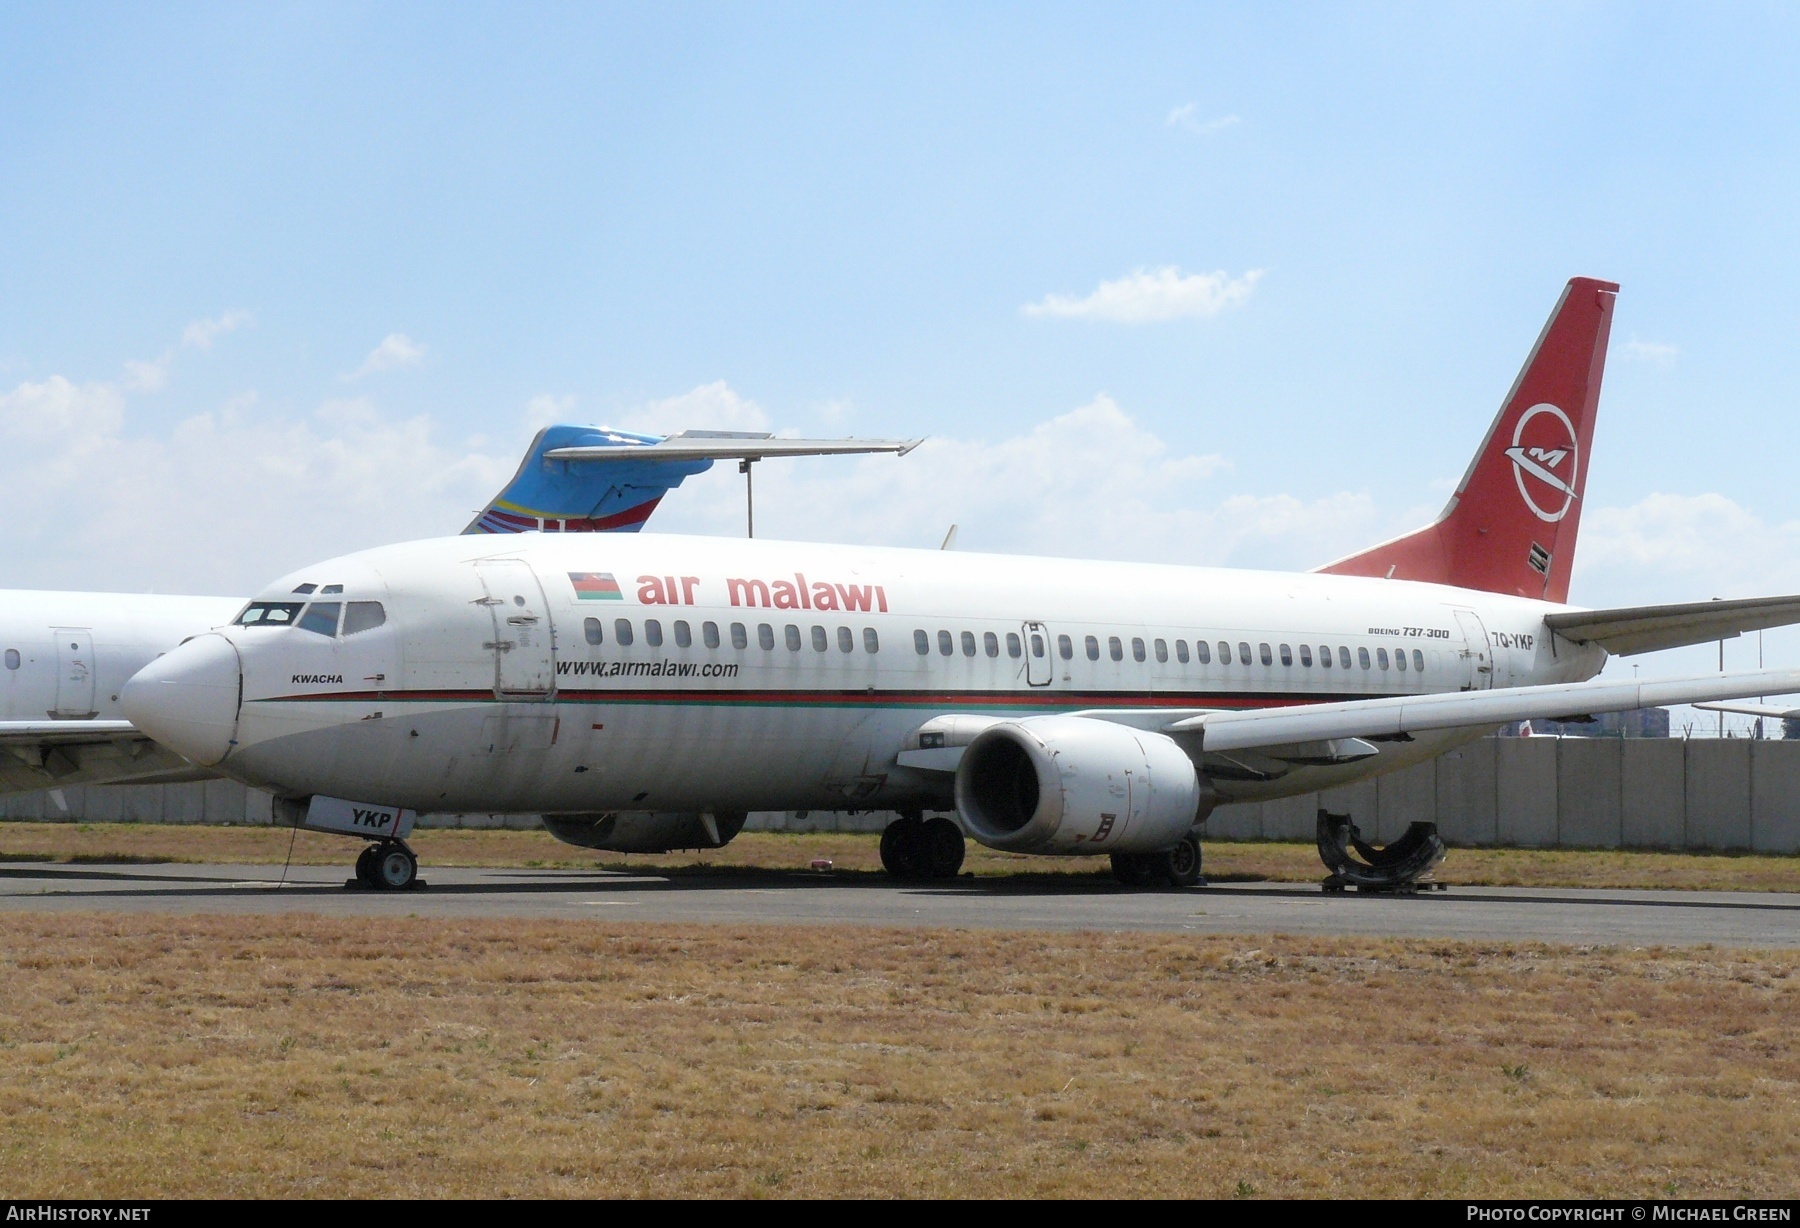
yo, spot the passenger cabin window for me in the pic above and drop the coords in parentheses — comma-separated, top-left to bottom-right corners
(1413, 649, 1424, 671)
(645, 619, 664, 647)
(616, 619, 635, 646)
(1377, 647, 1389, 670)
(983, 631, 999, 658)
(961, 631, 976, 657)
(1196, 640, 1211, 664)
(1258, 643, 1272, 666)
(1319, 644, 1332, 667)
(1339, 646, 1352, 669)
(1394, 647, 1406, 671)
(704, 622, 721, 649)
(758, 624, 775, 650)
(1154, 638, 1168, 663)
(342, 601, 385, 636)
(1176, 640, 1189, 664)
(914, 629, 930, 655)
(1358, 646, 1371, 669)
(811, 625, 828, 652)
(1030, 633, 1045, 658)
(730, 622, 748, 649)
(3, 649, 17, 670)
(235, 601, 304, 626)
(297, 602, 341, 637)
(674, 620, 692, 648)
(786, 625, 803, 651)
(1085, 635, 1100, 661)
(1279, 644, 1293, 666)
(1299, 644, 1312, 667)
(938, 630, 954, 657)
(1058, 634, 1073, 660)
(1220, 641, 1233, 665)
(1131, 637, 1146, 663)
(864, 628, 880, 654)
(1109, 636, 1123, 662)
(584, 618, 603, 645)
(838, 626, 854, 653)
(1007, 632, 1022, 658)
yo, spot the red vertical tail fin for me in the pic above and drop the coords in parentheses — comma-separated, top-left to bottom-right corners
(1316, 277, 1618, 602)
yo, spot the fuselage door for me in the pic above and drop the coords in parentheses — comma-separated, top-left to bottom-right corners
(475, 560, 556, 699)
(50, 628, 97, 717)
(1450, 608, 1493, 691)
(1023, 622, 1053, 687)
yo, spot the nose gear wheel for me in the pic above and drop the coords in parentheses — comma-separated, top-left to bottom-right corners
(1316, 809, 1446, 893)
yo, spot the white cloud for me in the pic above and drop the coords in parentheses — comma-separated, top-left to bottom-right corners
(1024, 266, 1264, 323)
(1165, 104, 1240, 135)
(1620, 338, 1678, 366)
(525, 393, 578, 430)
(0, 375, 126, 444)
(348, 333, 428, 379)
(613, 380, 771, 436)
(122, 352, 173, 393)
(1579, 493, 1800, 602)
(640, 392, 1392, 571)
(182, 310, 252, 350)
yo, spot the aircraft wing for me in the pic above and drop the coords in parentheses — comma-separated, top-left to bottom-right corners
(0, 720, 212, 793)
(1692, 701, 1800, 721)
(1544, 594, 1800, 656)
(1163, 668, 1800, 752)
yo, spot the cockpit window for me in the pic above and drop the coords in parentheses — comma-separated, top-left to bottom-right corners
(297, 602, 342, 637)
(236, 602, 305, 626)
(291, 584, 317, 595)
(320, 584, 344, 594)
(341, 601, 386, 635)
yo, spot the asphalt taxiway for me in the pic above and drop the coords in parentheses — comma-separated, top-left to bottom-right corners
(3, 860, 1799, 947)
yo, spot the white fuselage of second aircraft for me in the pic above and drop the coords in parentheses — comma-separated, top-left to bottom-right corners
(121, 533, 1605, 818)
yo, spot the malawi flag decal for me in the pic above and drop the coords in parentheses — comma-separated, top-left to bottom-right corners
(568, 572, 624, 601)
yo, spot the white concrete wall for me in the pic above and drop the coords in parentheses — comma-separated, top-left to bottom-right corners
(6, 737, 1800, 852)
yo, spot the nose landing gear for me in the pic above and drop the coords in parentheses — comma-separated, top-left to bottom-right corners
(351, 839, 423, 891)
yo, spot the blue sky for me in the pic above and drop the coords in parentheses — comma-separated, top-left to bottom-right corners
(4, 4, 1800, 712)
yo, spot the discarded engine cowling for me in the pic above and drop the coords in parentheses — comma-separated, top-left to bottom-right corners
(1315, 809, 1446, 892)
(542, 810, 748, 853)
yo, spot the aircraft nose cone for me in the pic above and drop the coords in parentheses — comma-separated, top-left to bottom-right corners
(121, 633, 242, 766)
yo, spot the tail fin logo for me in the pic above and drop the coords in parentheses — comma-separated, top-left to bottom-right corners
(1504, 403, 1579, 522)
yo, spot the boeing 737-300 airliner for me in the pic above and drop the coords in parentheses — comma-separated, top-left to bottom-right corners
(119, 279, 1800, 891)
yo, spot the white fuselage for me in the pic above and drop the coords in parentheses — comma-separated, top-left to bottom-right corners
(0, 590, 242, 721)
(144, 533, 1607, 817)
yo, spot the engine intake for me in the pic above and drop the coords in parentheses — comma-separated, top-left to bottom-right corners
(955, 716, 1211, 855)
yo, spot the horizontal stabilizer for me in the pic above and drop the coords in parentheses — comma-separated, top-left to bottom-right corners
(545, 433, 922, 463)
(1544, 594, 1800, 656)
(1165, 668, 1800, 753)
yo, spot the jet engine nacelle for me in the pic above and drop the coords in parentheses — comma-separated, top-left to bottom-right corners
(541, 810, 748, 854)
(954, 715, 1214, 855)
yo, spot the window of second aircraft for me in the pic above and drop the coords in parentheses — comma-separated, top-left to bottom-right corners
(811, 625, 828, 652)
(983, 631, 999, 658)
(961, 631, 977, 657)
(584, 618, 603, 646)
(1154, 638, 1168, 663)
(1258, 643, 1272, 666)
(1279, 644, 1293, 666)
(938, 630, 954, 656)
(645, 619, 664, 648)
(1131, 637, 1145, 663)
(1299, 644, 1313, 667)
(730, 622, 748, 649)
(786, 625, 803, 651)
(838, 626, 854, 653)
(758, 623, 775, 650)
(704, 621, 722, 649)
(914, 629, 930, 655)
(1007, 632, 1022, 658)
(1109, 636, 1123, 662)
(674, 620, 692, 648)
(1085, 635, 1099, 661)
(1339, 646, 1353, 669)
(1058, 634, 1073, 660)
(1196, 640, 1211, 665)
(616, 619, 635, 646)
(3, 649, 17, 670)
(864, 627, 880, 653)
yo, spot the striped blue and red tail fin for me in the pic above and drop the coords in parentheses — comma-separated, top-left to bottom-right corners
(465, 425, 718, 535)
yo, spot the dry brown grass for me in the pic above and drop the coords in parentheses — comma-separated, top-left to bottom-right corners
(3, 822, 1799, 893)
(1, 915, 1796, 1198)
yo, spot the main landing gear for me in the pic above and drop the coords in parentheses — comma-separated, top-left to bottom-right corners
(351, 838, 423, 891)
(1110, 833, 1206, 889)
(1315, 809, 1446, 893)
(879, 812, 966, 881)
